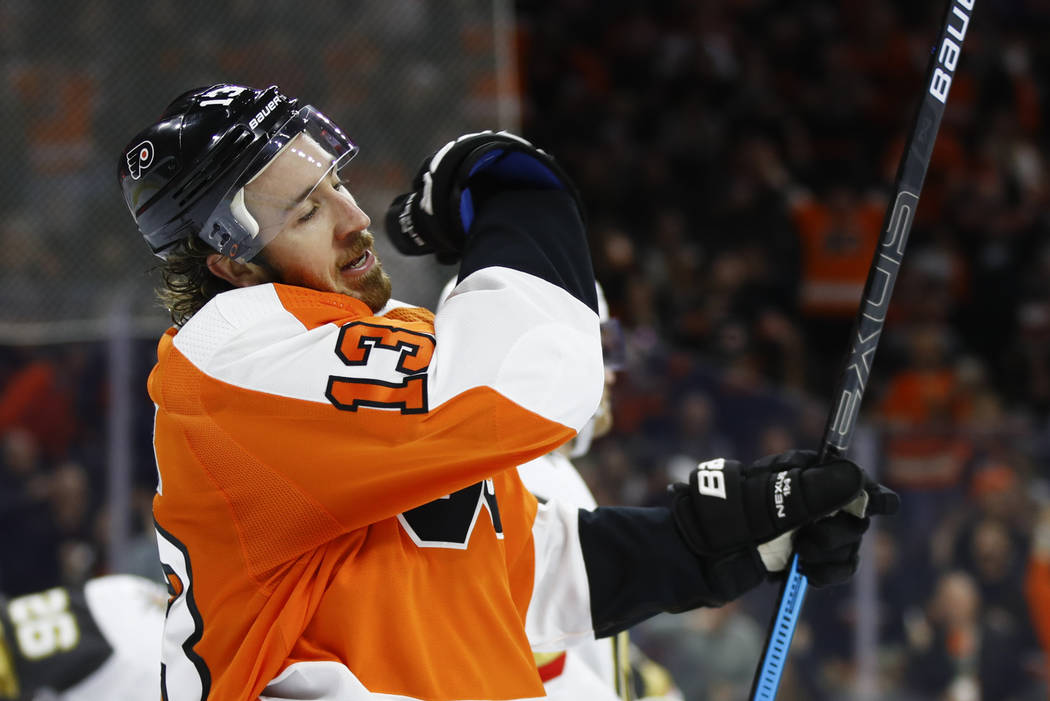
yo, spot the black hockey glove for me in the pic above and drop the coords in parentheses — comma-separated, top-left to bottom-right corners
(793, 474, 899, 587)
(669, 450, 899, 588)
(384, 131, 582, 263)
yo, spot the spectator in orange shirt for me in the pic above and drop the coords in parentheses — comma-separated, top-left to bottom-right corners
(0, 353, 77, 462)
(789, 182, 885, 393)
(1026, 505, 1050, 689)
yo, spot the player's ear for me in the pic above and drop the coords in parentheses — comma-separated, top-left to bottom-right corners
(206, 253, 271, 288)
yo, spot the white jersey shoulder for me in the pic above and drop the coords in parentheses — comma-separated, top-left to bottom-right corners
(171, 285, 422, 406)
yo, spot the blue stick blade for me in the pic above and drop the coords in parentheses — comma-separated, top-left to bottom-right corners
(751, 555, 809, 701)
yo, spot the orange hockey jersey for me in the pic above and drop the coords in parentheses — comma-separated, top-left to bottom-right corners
(150, 265, 604, 700)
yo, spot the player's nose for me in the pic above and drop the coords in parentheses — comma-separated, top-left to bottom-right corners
(333, 194, 371, 240)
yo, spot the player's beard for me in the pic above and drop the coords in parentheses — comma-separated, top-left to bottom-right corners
(252, 249, 393, 313)
(343, 263, 393, 313)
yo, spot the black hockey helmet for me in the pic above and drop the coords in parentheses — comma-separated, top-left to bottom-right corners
(118, 84, 358, 261)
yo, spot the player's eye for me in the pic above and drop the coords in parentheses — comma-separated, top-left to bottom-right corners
(297, 203, 319, 223)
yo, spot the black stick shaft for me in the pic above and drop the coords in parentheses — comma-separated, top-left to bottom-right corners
(819, 2, 972, 459)
(749, 1, 975, 698)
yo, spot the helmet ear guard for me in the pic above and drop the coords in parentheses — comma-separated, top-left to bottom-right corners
(118, 84, 358, 262)
(198, 188, 262, 262)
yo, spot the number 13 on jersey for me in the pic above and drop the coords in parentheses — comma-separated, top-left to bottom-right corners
(325, 321, 435, 414)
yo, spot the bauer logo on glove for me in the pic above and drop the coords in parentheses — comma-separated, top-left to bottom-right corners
(694, 458, 728, 498)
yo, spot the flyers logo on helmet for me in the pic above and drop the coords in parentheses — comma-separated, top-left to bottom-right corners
(125, 140, 154, 180)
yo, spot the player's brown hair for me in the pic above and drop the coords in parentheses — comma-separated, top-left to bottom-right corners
(156, 235, 235, 327)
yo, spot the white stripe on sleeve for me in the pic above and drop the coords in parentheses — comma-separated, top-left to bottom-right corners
(429, 267, 603, 431)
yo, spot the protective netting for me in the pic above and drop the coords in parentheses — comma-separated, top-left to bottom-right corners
(0, 0, 518, 342)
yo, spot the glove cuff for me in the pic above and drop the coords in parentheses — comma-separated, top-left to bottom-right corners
(703, 548, 768, 604)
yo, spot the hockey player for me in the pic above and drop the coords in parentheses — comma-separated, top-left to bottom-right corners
(0, 574, 166, 700)
(513, 286, 679, 700)
(117, 83, 898, 701)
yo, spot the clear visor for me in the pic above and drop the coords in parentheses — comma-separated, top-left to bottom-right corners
(202, 105, 359, 261)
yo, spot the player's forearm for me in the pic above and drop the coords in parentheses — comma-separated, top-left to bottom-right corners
(578, 505, 763, 638)
(457, 189, 596, 313)
(522, 498, 765, 649)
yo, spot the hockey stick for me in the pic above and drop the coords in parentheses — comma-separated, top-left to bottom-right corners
(748, 1, 975, 698)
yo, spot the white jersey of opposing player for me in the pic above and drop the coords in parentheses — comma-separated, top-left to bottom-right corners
(2, 574, 166, 701)
(63, 575, 165, 700)
(517, 451, 622, 701)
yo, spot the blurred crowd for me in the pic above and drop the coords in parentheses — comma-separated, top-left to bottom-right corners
(0, 343, 161, 591)
(0, 0, 503, 322)
(516, 0, 1050, 698)
(2, 0, 1050, 699)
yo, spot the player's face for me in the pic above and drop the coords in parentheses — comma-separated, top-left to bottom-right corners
(244, 135, 392, 311)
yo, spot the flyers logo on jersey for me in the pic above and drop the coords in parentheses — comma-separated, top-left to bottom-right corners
(399, 478, 504, 549)
(125, 140, 154, 180)
(326, 321, 435, 414)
